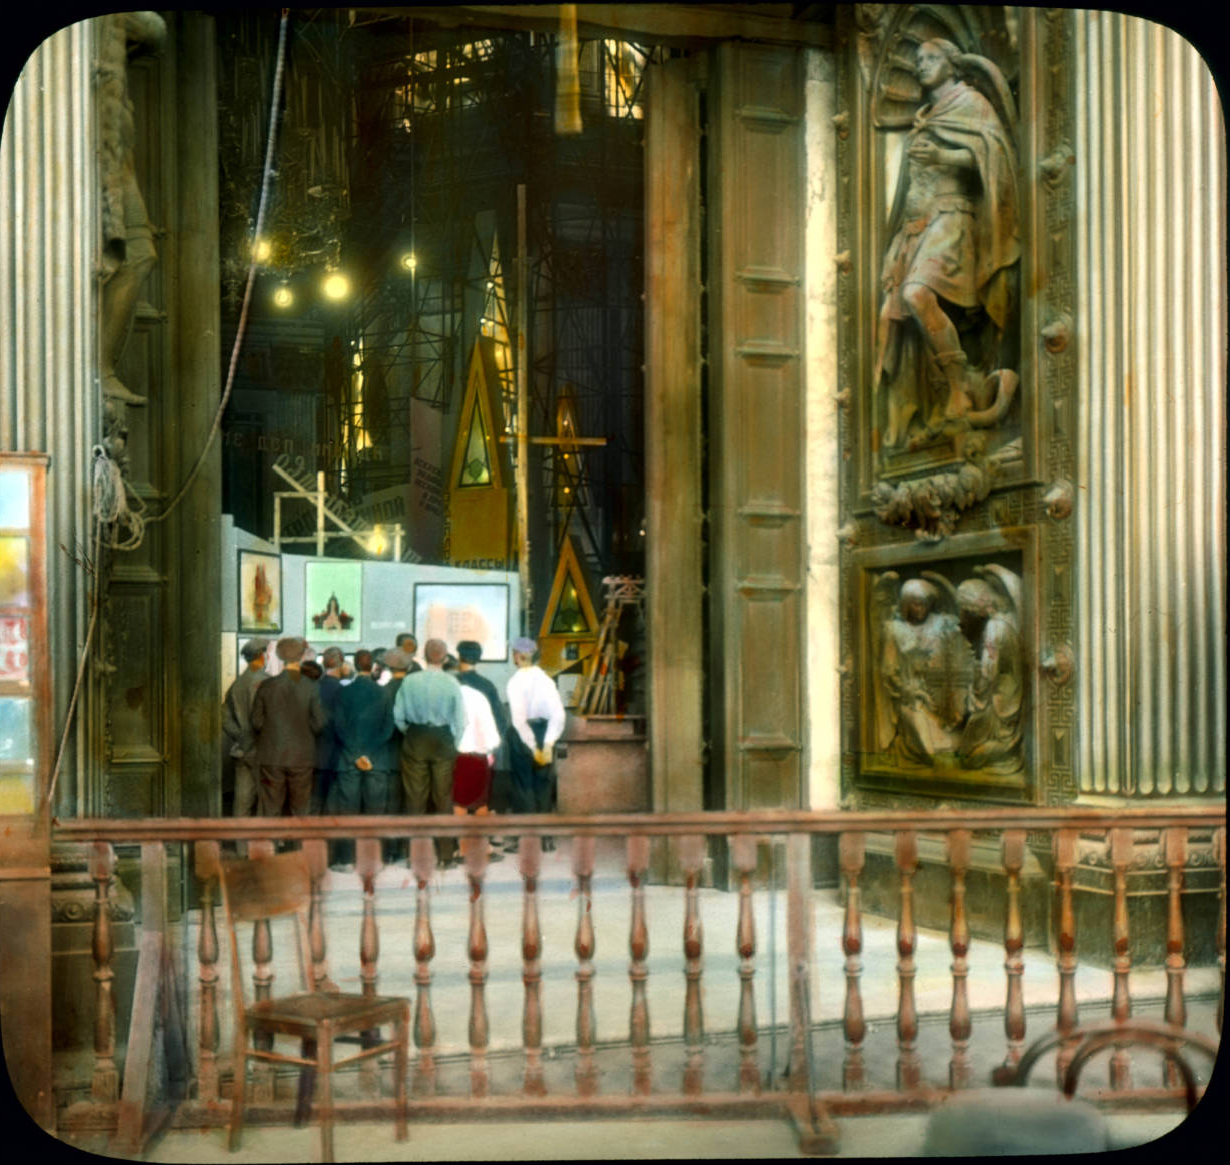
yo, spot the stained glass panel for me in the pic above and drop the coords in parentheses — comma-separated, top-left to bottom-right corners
(458, 405, 491, 487)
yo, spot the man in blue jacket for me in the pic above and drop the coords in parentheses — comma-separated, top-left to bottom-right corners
(328, 648, 399, 867)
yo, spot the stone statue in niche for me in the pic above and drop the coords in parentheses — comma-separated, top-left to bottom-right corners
(874, 38, 1021, 455)
(873, 564, 1024, 775)
(98, 11, 166, 408)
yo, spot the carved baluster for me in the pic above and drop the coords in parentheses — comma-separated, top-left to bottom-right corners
(410, 837, 437, 1095)
(1109, 828, 1134, 1089)
(519, 837, 545, 1096)
(357, 839, 383, 1094)
(1215, 827, 1226, 1035)
(463, 833, 491, 1098)
(627, 835, 652, 1095)
(730, 834, 760, 1095)
(894, 831, 921, 1090)
(1162, 827, 1188, 1089)
(1054, 829, 1080, 1086)
(89, 842, 118, 1103)
(303, 839, 331, 992)
(680, 834, 706, 1096)
(194, 841, 222, 1102)
(947, 830, 972, 1089)
(839, 832, 866, 1090)
(247, 840, 276, 1101)
(573, 835, 598, 1096)
(1000, 830, 1027, 1078)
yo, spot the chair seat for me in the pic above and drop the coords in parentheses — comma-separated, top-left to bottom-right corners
(921, 1089, 1109, 1156)
(247, 991, 408, 1038)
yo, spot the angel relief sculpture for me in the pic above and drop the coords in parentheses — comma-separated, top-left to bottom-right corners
(875, 39, 1021, 454)
(873, 565, 1024, 776)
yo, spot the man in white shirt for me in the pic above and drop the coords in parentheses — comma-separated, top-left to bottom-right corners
(504, 635, 566, 851)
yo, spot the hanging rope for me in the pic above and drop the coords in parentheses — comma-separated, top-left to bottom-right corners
(125, 8, 292, 542)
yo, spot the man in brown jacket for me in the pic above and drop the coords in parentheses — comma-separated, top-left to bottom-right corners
(251, 636, 328, 816)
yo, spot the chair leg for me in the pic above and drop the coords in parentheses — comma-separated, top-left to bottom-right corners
(228, 1039, 247, 1152)
(394, 1007, 409, 1141)
(319, 1026, 334, 1164)
(295, 1038, 317, 1126)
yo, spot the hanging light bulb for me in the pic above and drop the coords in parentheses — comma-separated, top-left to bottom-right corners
(401, 251, 418, 273)
(252, 237, 272, 263)
(322, 271, 351, 301)
(272, 283, 294, 308)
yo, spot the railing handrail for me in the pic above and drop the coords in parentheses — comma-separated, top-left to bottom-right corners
(51, 804, 1225, 843)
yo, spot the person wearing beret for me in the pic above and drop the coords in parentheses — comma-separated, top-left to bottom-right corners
(455, 638, 513, 821)
(393, 637, 467, 866)
(251, 636, 329, 817)
(504, 636, 566, 851)
(328, 648, 400, 867)
(222, 637, 270, 819)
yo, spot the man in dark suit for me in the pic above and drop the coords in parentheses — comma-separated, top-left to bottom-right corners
(251, 636, 328, 817)
(222, 636, 269, 819)
(312, 646, 346, 814)
(328, 648, 399, 866)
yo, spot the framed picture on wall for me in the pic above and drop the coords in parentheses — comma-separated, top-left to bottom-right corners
(238, 549, 282, 634)
(305, 560, 362, 644)
(413, 582, 509, 661)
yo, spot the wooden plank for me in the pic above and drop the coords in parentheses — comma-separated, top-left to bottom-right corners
(645, 56, 705, 839)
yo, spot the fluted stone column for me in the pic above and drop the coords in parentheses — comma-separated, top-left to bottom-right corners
(1, 19, 100, 817)
(1074, 11, 1225, 801)
(1072, 12, 1224, 963)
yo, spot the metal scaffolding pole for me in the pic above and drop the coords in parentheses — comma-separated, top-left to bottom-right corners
(516, 182, 531, 633)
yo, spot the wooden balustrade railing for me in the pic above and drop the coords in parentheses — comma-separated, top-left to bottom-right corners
(52, 807, 1223, 1158)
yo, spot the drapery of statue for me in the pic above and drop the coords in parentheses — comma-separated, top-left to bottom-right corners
(871, 34, 1021, 540)
(872, 564, 1024, 777)
(98, 11, 166, 411)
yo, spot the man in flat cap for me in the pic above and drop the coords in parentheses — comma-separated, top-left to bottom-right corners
(222, 637, 269, 819)
(251, 636, 329, 817)
(505, 636, 566, 850)
(393, 637, 467, 866)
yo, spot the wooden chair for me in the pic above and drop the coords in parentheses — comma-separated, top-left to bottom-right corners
(217, 847, 409, 1163)
(921, 1019, 1219, 1155)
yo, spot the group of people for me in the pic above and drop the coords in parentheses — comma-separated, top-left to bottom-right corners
(222, 630, 566, 868)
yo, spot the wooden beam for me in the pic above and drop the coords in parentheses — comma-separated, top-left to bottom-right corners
(353, 5, 832, 49)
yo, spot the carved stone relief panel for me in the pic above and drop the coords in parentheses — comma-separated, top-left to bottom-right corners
(851, 527, 1039, 803)
(837, 7, 1076, 808)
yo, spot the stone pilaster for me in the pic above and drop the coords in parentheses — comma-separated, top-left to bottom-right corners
(1073, 11, 1226, 800)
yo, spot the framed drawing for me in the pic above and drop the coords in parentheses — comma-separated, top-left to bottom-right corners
(305, 560, 362, 643)
(413, 582, 509, 661)
(238, 550, 282, 634)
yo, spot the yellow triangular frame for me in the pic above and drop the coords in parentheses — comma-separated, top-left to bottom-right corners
(448, 338, 506, 493)
(538, 534, 600, 641)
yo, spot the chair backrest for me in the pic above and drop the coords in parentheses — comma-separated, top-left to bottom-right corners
(217, 849, 315, 1034)
(219, 849, 312, 922)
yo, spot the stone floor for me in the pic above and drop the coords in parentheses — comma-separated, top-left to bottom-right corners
(51, 838, 1221, 1160)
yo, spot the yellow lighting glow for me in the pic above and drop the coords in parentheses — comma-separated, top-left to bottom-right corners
(253, 238, 272, 263)
(401, 252, 418, 272)
(369, 526, 387, 556)
(323, 272, 351, 300)
(273, 285, 294, 308)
